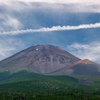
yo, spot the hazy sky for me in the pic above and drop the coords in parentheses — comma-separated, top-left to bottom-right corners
(0, 0, 100, 63)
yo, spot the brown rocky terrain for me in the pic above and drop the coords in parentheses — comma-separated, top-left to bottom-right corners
(48, 59, 100, 76)
(0, 45, 80, 73)
(0, 45, 99, 76)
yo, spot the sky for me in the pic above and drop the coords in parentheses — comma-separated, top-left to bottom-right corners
(0, 0, 100, 63)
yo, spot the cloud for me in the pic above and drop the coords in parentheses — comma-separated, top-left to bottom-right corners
(17, 0, 100, 4)
(67, 42, 100, 64)
(16, 0, 100, 13)
(0, 38, 25, 61)
(0, 22, 100, 35)
(0, 0, 100, 13)
(0, 14, 22, 31)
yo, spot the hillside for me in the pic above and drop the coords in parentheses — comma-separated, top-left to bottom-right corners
(0, 45, 80, 74)
(0, 45, 99, 99)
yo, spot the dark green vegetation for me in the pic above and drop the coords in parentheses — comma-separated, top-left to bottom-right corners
(0, 91, 100, 100)
(0, 71, 100, 100)
(0, 71, 78, 84)
(0, 71, 78, 85)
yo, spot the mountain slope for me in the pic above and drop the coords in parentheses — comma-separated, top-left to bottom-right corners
(0, 70, 78, 84)
(48, 59, 100, 76)
(0, 45, 80, 74)
(0, 45, 99, 96)
(0, 44, 99, 83)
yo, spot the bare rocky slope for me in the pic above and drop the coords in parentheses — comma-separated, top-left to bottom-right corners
(0, 45, 99, 76)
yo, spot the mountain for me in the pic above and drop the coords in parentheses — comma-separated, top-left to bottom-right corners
(0, 45, 80, 74)
(48, 59, 100, 76)
(0, 44, 99, 85)
(0, 45, 100, 99)
(0, 45, 99, 76)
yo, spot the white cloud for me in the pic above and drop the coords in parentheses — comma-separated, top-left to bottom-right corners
(1, 0, 98, 5)
(17, 0, 100, 4)
(0, 14, 22, 31)
(0, 0, 32, 12)
(0, 0, 99, 3)
(0, 0, 100, 13)
(17, 0, 100, 13)
(0, 42, 14, 58)
(0, 38, 25, 61)
(0, 22, 100, 35)
(67, 42, 100, 64)
(0, 1, 23, 32)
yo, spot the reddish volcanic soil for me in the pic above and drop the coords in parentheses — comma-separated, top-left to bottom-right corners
(0, 45, 80, 73)
(0, 45, 99, 76)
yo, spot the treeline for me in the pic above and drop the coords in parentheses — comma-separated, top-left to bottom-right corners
(0, 90, 100, 100)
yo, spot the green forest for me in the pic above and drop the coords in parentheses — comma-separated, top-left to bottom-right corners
(0, 90, 100, 100)
(0, 71, 100, 100)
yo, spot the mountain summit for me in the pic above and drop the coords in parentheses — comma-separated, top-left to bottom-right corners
(0, 45, 99, 76)
(0, 45, 80, 73)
